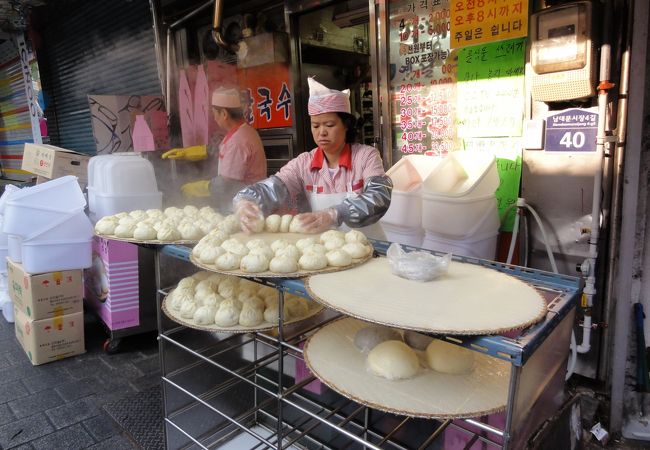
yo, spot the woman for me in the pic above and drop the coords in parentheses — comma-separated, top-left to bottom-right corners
(234, 78, 392, 237)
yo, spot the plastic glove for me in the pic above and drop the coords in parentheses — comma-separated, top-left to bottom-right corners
(235, 199, 263, 234)
(162, 145, 208, 161)
(181, 180, 211, 198)
(296, 209, 338, 234)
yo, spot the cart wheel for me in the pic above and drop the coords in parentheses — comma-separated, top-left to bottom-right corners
(103, 338, 122, 355)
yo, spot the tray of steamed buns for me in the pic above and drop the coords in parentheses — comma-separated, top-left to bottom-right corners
(94, 206, 241, 245)
(162, 271, 324, 333)
(303, 317, 510, 419)
(190, 213, 374, 278)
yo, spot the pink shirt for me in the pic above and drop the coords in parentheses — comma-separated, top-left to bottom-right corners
(275, 144, 385, 198)
(217, 123, 267, 183)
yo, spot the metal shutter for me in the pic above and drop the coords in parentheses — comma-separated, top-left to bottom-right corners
(38, 0, 162, 155)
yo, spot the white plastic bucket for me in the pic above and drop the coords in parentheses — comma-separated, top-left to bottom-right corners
(421, 230, 498, 260)
(386, 158, 422, 191)
(21, 238, 92, 273)
(381, 187, 422, 229)
(421, 193, 498, 238)
(24, 210, 94, 241)
(8, 235, 22, 263)
(0, 184, 20, 215)
(422, 151, 499, 199)
(88, 188, 163, 219)
(88, 153, 159, 195)
(381, 223, 424, 247)
(0, 247, 7, 274)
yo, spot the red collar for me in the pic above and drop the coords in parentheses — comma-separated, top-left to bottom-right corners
(310, 144, 352, 171)
(222, 122, 244, 145)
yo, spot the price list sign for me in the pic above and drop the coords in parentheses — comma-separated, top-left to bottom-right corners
(457, 37, 525, 137)
(389, 0, 459, 158)
(451, 0, 528, 49)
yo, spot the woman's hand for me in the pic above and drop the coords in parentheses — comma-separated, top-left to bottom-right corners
(296, 209, 338, 233)
(235, 199, 263, 234)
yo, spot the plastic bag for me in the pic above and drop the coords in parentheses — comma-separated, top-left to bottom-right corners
(386, 243, 451, 282)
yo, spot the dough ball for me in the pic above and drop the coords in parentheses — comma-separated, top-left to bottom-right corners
(296, 237, 318, 251)
(177, 277, 197, 291)
(95, 218, 117, 235)
(215, 252, 242, 270)
(199, 206, 216, 217)
(239, 305, 264, 327)
(164, 207, 181, 217)
(200, 292, 224, 308)
(345, 230, 368, 244)
(193, 305, 217, 325)
(114, 212, 128, 219)
(240, 295, 265, 311)
(354, 326, 403, 353)
(217, 278, 239, 299)
(218, 215, 241, 234)
(114, 222, 136, 238)
(425, 340, 475, 375)
(275, 244, 301, 261)
(298, 252, 328, 271)
(170, 289, 194, 311)
(199, 246, 226, 265)
(191, 271, 212, 281)
(152, 221, 163, 232)
(129, 209, 147, 220)
(269, 255, 299, 273)
(214, 305, 240, 327)
(367, 340, 419, 380)
(163, 216, 182, 227)
(258, 286, 277, 299)
(191, 243, 206, 258)
(208, 273, 225, 284)
(133, 224, 157, 240)
(265, 214, 282, 232)
(157, 224, 181, 241)
(206, 229, 229, 244)
(118, 216, 138, 227)
(404, 330, 435, 351)
(280, 214, 293, 232)
(320, 230, 345, 243)
(194, 288, 215, 306)
(180, 299, 197, 319)
(341, 242, 371, 259)
(220, 298, 243, 312)
(221, 238, 249, 256)
(246, 238, 267, 250)
(249, 246, 274, 261)
(249, 216, 265, 233)
(147, 208, 163, 217)
(263, 303, 290, 324)
(183, 205, 199, 217)
(326, 249, 352, 267)
(289, 216, 306, 233)
(286, 296, 309, 318)
(324, 237, 346, 251)
(240, 253, 270, 273)
(179, 223, 203, 240)
(195, 278, 220, 293)
(198, 220, 214, 235)
(303, 243, 327, 255)
(270, 239, 290, 253)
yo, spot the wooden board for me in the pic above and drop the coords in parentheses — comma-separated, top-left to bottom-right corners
(190, 232, 373, 278)
(95, 233, 198, 246)
(305, 257, 547, 335)
(304, 317, 509, 418)
(162, 290, 325, 334)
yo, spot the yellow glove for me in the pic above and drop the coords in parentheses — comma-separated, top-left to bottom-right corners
(161, 145, 208, 161)
(181, 180, 211, 198)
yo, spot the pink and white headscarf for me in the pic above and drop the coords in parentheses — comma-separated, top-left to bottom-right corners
(307, 77, 351, 115)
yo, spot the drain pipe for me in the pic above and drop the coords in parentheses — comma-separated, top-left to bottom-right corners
(577, 3, 615, 354)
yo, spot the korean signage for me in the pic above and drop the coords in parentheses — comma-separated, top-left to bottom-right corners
(451, 0, 528, 48)
(545, 109, 598, 152)
(238, 63, 293, 129)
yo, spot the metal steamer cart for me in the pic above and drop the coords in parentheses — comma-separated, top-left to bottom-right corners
(154, 241, 581, 450)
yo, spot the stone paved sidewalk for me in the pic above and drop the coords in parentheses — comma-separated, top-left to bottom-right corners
(0, 310, 160, 449)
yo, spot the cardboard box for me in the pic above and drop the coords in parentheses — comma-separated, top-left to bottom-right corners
(14, 307, 85, 365)
(7, 259, 83, 320)
(21, 143, 90, 187)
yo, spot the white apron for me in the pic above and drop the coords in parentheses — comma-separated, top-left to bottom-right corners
(307, 181, 386, 240)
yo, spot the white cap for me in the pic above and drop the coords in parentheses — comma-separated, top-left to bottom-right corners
(211, 87, 241, 108)
(307, 77, 351, 115)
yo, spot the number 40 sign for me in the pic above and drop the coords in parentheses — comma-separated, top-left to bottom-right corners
(545, 108, 598, 152)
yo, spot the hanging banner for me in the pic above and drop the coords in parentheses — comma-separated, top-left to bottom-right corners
(456, 37, 525, 137)
(238, 63, 293, 129)
(451, 0, 528, 49)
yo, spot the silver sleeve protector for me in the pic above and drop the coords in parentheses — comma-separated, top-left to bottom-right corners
(232, 176, 291, 216)
(333, 175, 393, 228)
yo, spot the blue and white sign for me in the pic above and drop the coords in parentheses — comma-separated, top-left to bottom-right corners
(545, 108, 598, 152)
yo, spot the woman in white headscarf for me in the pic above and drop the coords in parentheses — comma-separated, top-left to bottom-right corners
(234, 78, 392, 237)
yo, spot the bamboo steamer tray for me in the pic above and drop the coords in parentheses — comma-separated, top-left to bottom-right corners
(190, 232, 373, 278)
(305, 257, 547, 335)
(95, 233, 199, 246)
(304, 317, 509, 418)
(162, 289, 325, 334)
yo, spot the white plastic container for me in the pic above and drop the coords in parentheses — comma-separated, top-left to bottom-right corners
(25, 210, 94, 241)
(88, 189, 163, 220)
(0, 184, 20, 215)
(421, 230, 498, 260)
(0, 246, 7, 274)
(20, 238, 92, 273)
(380, 223, 424, 248)
(422, 151, 499, 199)
(8, 235, 21, 263)
(382, 187, 423, 229)
(422, 193, 499, 238)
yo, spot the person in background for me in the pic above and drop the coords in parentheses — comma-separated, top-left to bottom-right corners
(162, 87, 267, 211)
(234, 77, 392, 238)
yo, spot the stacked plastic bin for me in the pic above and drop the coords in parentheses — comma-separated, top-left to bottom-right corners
(2, 176, 93, 273)
(380, 155, 441, 247)
(0, 185, 20, 321)
(419, 151, 501, 260)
